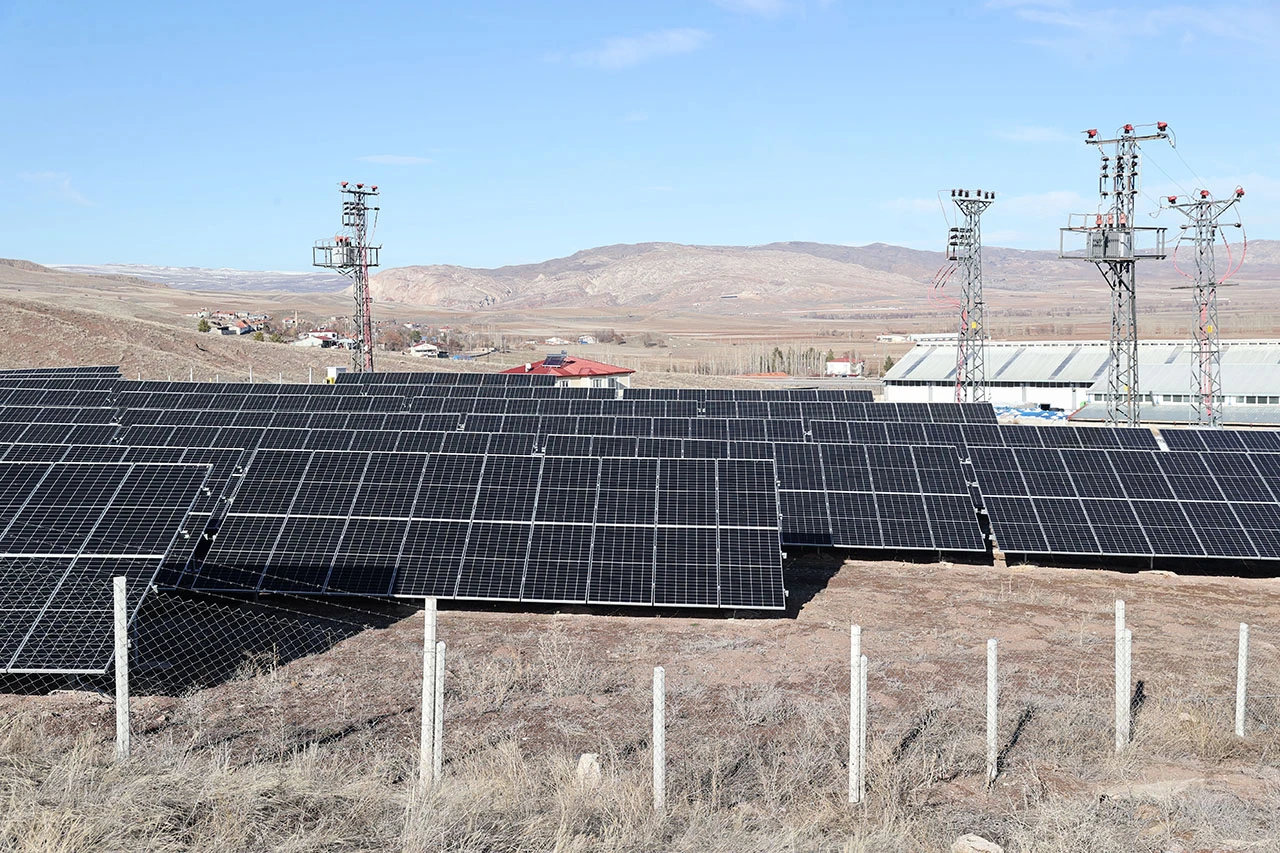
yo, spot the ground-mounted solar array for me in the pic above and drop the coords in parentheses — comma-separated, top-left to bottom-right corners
(6, 364, 1280, 673)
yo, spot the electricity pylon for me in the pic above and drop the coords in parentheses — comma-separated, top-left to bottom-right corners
(946, 189, 995, 403)
(1061, 123, 1171, 427)
(313, 183, 381, 373)
(1164, 187, 1246, 427)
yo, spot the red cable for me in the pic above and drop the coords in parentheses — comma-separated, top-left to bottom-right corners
(1220, 227, 1247, 283)
(1171, 240, 1194, 282)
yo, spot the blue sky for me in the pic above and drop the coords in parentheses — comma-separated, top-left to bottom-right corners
(2, 0, 1277, 271)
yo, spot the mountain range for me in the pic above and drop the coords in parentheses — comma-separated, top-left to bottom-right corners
(40, 239, 1280, 313)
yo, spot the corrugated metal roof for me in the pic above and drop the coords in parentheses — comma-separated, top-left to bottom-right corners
(886, 340, 1280, 391)
(886, 341, 1111, 385)
(1092, 362, 1280, 396)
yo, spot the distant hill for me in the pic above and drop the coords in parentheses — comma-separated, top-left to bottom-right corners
(20, 237, 1280, 313)
(371, 239, 1280, 312)
(48, 263, 348, 293)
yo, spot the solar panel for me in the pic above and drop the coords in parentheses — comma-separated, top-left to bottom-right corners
(1, 461, 209, 674)
(1238, 431, 1280, 452)
(1032, 497, 1100, 554)
(22, 365, 1280, 577)
(981, 496, 1048, 553)
(1180, 501, 1258, 557)
(1107, 451, 1175, 500)
(1130, 500, 1204, 556)
(1080, 498, 1151, 555)
(1212, 453, 1275, 502)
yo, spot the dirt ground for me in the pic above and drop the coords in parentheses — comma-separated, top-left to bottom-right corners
(4, 556, 1278, 851)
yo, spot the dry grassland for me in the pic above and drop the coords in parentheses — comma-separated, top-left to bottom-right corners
(3, 558, 1279, 852)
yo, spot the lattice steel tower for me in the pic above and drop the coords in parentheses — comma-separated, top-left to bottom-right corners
(313, 182, 381, 373)
(1061, 123, 1171, 427)
(1164, 186, 1246, 428)
(946, 189, 995, 403)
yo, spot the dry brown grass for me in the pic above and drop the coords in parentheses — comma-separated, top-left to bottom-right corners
(5, 558, 1280, 852)
(4, 634, 1280, 852)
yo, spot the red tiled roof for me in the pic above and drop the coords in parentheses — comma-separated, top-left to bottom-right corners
(500, 355, 635, 378)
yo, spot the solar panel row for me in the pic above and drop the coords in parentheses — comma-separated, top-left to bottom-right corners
(118, 392, 989, 422)
(183, 451, 785, 610)
(975, 446, 1280, 559)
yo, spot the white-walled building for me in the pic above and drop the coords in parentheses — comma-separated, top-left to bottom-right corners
(824, 357, 864, 377)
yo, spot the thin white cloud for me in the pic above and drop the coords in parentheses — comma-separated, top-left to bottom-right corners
(18, 171, 93, 206)
(570, 28, 710, 70)
(358, 155, 433, 166)
(990, 1, 1279, 50)
(993, 125, 1073, 143)
(622, 111, 649, 123)
(712, 0, 791, 16)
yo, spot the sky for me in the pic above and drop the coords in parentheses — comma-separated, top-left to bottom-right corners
(2, 0, 1278, 271)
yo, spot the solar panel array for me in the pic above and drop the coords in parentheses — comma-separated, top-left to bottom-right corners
(11, 364, 1280, 675)
(105, 377, 993, 565)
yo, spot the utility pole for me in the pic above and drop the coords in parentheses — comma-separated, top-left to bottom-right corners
(1061, 123, 1171, 427)
(1164, 187, 1246, 428)
(947, 189, 995, 403)
(313, 182, 381, 373)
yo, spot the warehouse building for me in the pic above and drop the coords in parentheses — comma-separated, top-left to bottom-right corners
(883, 340, 1280, 421)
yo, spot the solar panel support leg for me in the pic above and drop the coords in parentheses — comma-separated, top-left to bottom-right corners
(113, 576, 130, 762)
(433, 641, 445, 782)
(985, 638, 997, 786)
(420, 598, 437, 787)
(652, 666, 666, 813)
(1235, 623, 1249, 738)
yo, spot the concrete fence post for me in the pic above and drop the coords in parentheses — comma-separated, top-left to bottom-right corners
(653, 666, 666, 812)
(420, 598, 437, 787)
(849, 625, 862, 804)
(986, 638, 998, 785)
(1236, 623, 1249, 738)
(859, 653, 867, 794)
(434, 640, 445, 782)
(1124, 627, 1132, 740)
(1115, 599, 1129, 751)
(113, 576, 130, 761)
